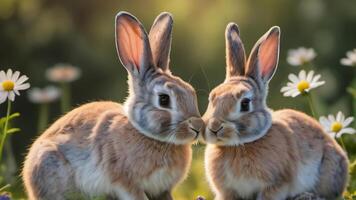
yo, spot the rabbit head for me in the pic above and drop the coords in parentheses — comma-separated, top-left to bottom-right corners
(115, 12, 203, 145)
(203, 23, 280, 146)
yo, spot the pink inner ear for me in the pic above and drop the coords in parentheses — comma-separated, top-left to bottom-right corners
(259, 34, 279, 77)
(117, 19, 144, 72)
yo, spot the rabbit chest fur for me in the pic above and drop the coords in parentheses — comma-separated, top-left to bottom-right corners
(23, 102, 192, 199)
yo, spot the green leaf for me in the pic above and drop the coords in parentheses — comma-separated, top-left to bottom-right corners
(8, 112, 20, 120)
(0, 112, 20, 124)
(6, 128, 20, 134)
(0, 118, 5, 125)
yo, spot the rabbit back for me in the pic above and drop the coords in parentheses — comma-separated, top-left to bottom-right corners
(274, 109, 348, 198)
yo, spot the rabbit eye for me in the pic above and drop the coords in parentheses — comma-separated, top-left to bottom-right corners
(240, 98, 251, 112)
(159, 94, 170, 108)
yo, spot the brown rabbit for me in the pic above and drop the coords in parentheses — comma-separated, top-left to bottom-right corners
(203, 24, 348, 200)
(22, 12, 204, 200)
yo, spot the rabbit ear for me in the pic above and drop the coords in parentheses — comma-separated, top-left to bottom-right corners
(115, 11, 154, 77)
(245, 26, 280, 85)
(149, 12, 173, 71)
(225, 23, 246, 79)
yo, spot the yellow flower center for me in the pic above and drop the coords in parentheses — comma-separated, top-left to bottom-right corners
(2, 80, 14, 91)
(300, 57, 307, 64)
(297, 80, 310, 93)
(331, 122, 343, 133)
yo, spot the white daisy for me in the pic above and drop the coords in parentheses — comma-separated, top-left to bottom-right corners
(46, 64, 81, 83)
(280, 70, 325, 97)
(0, 69, 30, 104)
(287, 47, 317, 66)
(28, 86, 61, 104)
(319, 111, 355, 138)
(340, 49, 356, 67)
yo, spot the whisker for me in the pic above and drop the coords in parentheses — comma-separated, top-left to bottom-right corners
(188, 69, 199, 84)
(195, 88, 210, 96)
(161, 132, 175, 161)
(159, 119, 189, 162)
(200, 65, 211, 91)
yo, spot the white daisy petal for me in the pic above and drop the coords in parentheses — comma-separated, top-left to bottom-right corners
(340, 114, 345, 123)
(310, 82, 323, 89)
(15, 83, 30, 90)
(346, 51, 354, 58)
(283, 90, 294, 97)
(341, 49, 356, 67)
(328, 114, 336, 122)
(343, 117, 354, 127)
(328, 132, 336, 138)
(287, 57, 298, 66)
(6, 69, 13, 78)
(11, 71, 20, 82)
(319, 117, 329, 126)
(287, 82, 295, 87)
(299, 70, 306, 80)
(284, 85, 295, 89)
(314, 81, 325, 86)
(340, 58, 351, 66)
(288, 74, 299, 83)
(281, 86, 290, 92)
(16, 75, 29, 85)
(336, 132, 342, 138)
(336, 111, 343, 122)
(339, 128, 356, 135)
(281, 86, 296, 92)
(0, 91, 8, 104)
(306, 70, 314, 82)
(0, 71, 6, 81)
(281, 85, 290, 92)
(13, 90, 20, 96)
(8, 91, 15, 101)
(284, 88, 298, 96)
(311, 74, 321, 83)
(291, 91, 301, 97)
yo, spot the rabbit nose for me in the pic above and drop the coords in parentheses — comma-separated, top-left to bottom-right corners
(208, 118, 223, 135)
(188, 117, 204, 134)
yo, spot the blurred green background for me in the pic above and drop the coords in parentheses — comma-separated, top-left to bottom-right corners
(0, 0, 355, 199)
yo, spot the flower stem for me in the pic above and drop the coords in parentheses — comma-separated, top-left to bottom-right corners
(306, 93, 317, 118)
(0, 184, 10, 192)
(0, 100, 11, 163)
(61, 83, 71, 113)
(339, 136, 347, 152)
(38, 103, 49, 133)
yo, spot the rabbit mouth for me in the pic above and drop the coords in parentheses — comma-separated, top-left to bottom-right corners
(208, 126, 223, 135)
(189, 127, 200, 140)
(189, 127, 200, 134)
